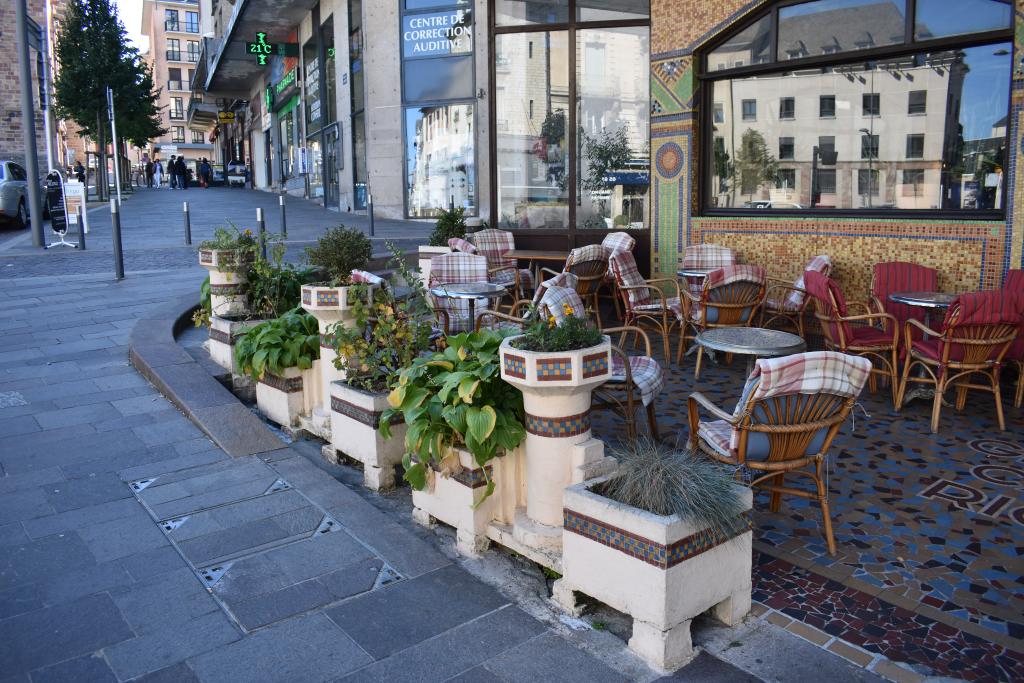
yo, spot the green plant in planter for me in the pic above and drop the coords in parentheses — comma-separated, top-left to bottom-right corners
(510, 304, 605, 352)
(304, 225, 373, 285)
(380, 329, 526, 502)
(198, 224, 259, 272)
(600, 437, 745, 532)
(234, 307, 320, 380)
(427, 206, 467, 247)
(248, 243, 318, 319)
(192, 276, 212, 328)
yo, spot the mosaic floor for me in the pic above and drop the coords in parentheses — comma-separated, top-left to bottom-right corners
(589, 340, 1024, 682)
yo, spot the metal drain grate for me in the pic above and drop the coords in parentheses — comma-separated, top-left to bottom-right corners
(199, 563, 232, 587)
(264, 479, 291, 494)
(374, 565, 402, 589)
(315, 515, 340, 535)
(130, 478, 155, 492)
(162, 516, 189, 532)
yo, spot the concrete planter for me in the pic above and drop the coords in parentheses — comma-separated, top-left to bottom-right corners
(417, 245, 451, 289)
(497, 336, 616, 553)
(208, 315, 268, 374)
(255, 366, 317, 429)
(411, 446, 523, 557)
(328, 381, 406, 490)
(300, 283, 369, 440)
(199, 249, 253, 318)
(557, 478, 753, 671)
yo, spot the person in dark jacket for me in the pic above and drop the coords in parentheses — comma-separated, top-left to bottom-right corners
(176, 157, 189, 189)
(73, 161, 85, 184)
(169, 156, 178, 189)
(145, 161, 154, 188)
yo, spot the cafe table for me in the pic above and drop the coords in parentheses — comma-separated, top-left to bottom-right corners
(695, 327, 807, 377)
(504, 249, 569, 286)
(429, 281, 508, 332)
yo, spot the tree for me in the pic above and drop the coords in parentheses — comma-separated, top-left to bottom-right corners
(581, 126, 633, 192)
(733, 129, 777, 200)
(53, 0, 165, 198)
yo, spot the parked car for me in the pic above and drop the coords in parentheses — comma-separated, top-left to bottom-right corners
(0, 160, 31, 228)
(742, 200, 806, 209)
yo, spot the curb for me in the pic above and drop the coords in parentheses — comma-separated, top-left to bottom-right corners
(128, 294, 286, 458)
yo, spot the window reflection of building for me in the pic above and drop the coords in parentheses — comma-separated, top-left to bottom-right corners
(406, 104, 475, 217)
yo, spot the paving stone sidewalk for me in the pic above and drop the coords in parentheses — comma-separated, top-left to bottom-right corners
(0, 192, 887, 683)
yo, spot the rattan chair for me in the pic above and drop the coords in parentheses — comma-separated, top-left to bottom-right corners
(896, 290, 1022, 433)
(681, 265, 767, 373)
(804, 271, 900, 408)
(609, 249, 683, 362)
(592, 326, 664, 439)
(689, 351, 873, 556)
(540, 244, 609, 328)
(760, 255, 832, 337)
(1002, 269, 1024, 408)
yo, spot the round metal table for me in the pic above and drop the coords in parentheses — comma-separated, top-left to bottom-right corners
(677, 267, 714, 279)
(429, 282, 508, 331)
(695, 327, 807, 376)
(888, 291, 956, 404)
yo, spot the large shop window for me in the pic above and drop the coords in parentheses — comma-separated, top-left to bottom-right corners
(703, 0, 1013, 216)
(493, 1, 650, 232)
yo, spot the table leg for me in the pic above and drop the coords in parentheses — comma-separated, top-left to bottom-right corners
(900, 310, 949, 407)
(468, 297, 477, 332)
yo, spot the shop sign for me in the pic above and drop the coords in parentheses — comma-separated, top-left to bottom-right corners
(218, 111, 236, 123)
(402, 9, 473, 58)
(248, 33, 300, 65)
(272, 69, 299, 110)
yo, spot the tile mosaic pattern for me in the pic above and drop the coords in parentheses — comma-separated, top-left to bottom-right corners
(199, 249, 214, 265)
(316, 290, 340, 307)
(587, 341, 1024, 679)
(525, 411, 590, 438)
(536, 357, 572, 381)
(301, 289, 311, 305)
(753, 552, 1024, 682)
(581, 352, 610, 379)
(208, 327, 232, 346)
(209, 283, 246, 296)
(503, 354, 526, 379)
(330, 395, 402, 428)
(564, 508, 750, 569)
(258, 372, 303, 393)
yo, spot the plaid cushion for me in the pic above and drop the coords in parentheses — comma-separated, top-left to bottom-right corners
(539, 285, 586, 324)
(705, 264, 766, 289)
(697, 420, 732, 457)
(942, 290, 1024, 328)
(609, 355, 665, 406)
(470, 229, 516, 273)
(492, 267, 534, 290)
(428, 252, 491, 329)
(600, 231, 636, 258)
(447, 237, 476, 253)
(533, 272, 579, 305)
(765, 297, 801, 314)
(785, 255, 832, 310)
(609, 249, 650, 308)
(683, 243, 736, 269)
(635, 297, 683, 321)
(350, 270, 385, 287)
(567, 243, 607, 268)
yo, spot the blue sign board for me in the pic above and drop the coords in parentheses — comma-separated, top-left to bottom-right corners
(402, 9, 473, 58)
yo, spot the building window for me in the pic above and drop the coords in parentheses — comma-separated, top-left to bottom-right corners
(863, 93, 880, 116)
(185, 11, 199, 33)
(166, 39, 181, 62)
(778, 137, 794, 160)
(168, 67, 182, 91)
(164, 9, 179, 32)
(819, 95, 835, 118)
(857, 169, 879, 196)
(191, 130, 204, 144)
(776, 168, 796, 189)
(405, 104, 476, 218)
(779, 97, 795, 120)
(860, 134, 879, 159)
(186, 41, 200, 63)
(171, 126, 185, 143)
(908, 90, 926, 114)
(703, 0, 1011, 214)
(170, 97, 184, 120)
(493, 17, 650, 231)
(741, 99, 756, 121)
(906, 134, 924, 159)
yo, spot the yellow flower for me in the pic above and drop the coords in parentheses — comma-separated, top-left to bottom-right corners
(547, 315, 556, 329)
(562, 303, 574, 317)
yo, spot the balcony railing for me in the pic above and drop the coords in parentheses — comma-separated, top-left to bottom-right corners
(169, 111, 185, 120)
(185, 21, 199, 33)
(166, 50, 182, 61)
(168, 80, 186, 91)
(186, 51, 200, 63)
(165, 20, 179, 32)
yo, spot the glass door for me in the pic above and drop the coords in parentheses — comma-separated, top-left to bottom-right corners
(323, 124, 340, 209)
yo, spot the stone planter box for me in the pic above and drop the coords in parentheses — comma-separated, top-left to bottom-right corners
(557, 477, 753, 671)
(255, 366, 317, 429)
(208, 315, 268, 374)
(412, 446, 523, 557)
(417, 245, 451, 289)
(328, 381, 406, 491)
(199, 249, 254, 318)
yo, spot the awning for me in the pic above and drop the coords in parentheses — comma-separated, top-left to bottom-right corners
(188, 101, 220, 130)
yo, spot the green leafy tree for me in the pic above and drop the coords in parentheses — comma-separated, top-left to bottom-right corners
(733, 129, 777, 200)
(53, 0, 166, 197)
(580, 126, 633, 192)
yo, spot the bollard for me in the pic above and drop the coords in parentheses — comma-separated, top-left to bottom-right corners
(110, 198, 124, 280)
(257, 207, 267, 260)
(183, 201, 192, 246)
(279, 194, 287, 239)
(77, 207, 86, 250)
(367, 191, 375, 238)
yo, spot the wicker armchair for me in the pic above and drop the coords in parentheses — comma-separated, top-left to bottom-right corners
(539, 244, 609, 327)
(689, 351, 872, 556)
(609, 249, 683, 361)
(681, 265, 767, 373)
(428, 252, 492, 334)
(593, 326, 665, 439)
(1005, 270, 1024, 408)
(870, 261, 938, 342)
(760, 255, 832, 337)
(599, 232, 637, 320)
(681, 243, 736, 298)
(896, 290, 1022, 433)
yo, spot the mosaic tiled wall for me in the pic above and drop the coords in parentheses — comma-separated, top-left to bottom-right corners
(650, 0, 1024, 289)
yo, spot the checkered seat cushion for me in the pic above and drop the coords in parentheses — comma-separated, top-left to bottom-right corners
(608, 355, 665, 406)
(600, 231, 636, 259)
(683, 243, 736, 298)
(690, 265, 766, 324)
(428, 252, 491, 333)
(610, 250, 683, 320)
(539, 285, 586, 324)
(469, 229, 534, 292)
(447, 237, 476, 253)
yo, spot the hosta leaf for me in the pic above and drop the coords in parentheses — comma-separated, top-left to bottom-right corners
(457, 378, 480, 404)
(388, 385, 406, 408)
(466, 405, 496, 443)
(404, 462, 427, 490)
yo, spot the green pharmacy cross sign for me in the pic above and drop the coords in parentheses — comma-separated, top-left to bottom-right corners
(248, 32, 275, 65)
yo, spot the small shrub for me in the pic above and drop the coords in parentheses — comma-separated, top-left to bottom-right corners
(510, 306, 604, 352)
(198, 224, 258, 273)
(305, 226, 373, 285)
(599, 437, 745, 532)
(428, 206, 466, 247)
(234, 307, 320, 380)
(247, 243, 317, 319)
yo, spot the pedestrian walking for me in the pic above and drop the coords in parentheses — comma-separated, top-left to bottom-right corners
(169, 156, 178, 189)
(73, 161, 85, 184)
(199, 158, 211, 188)
(176, 157, 189, 190)
(153, 159, 163, 188)
(145, 161, 154, 188)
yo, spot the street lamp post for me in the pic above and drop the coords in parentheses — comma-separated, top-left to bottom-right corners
(860, 127, 874, 209)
